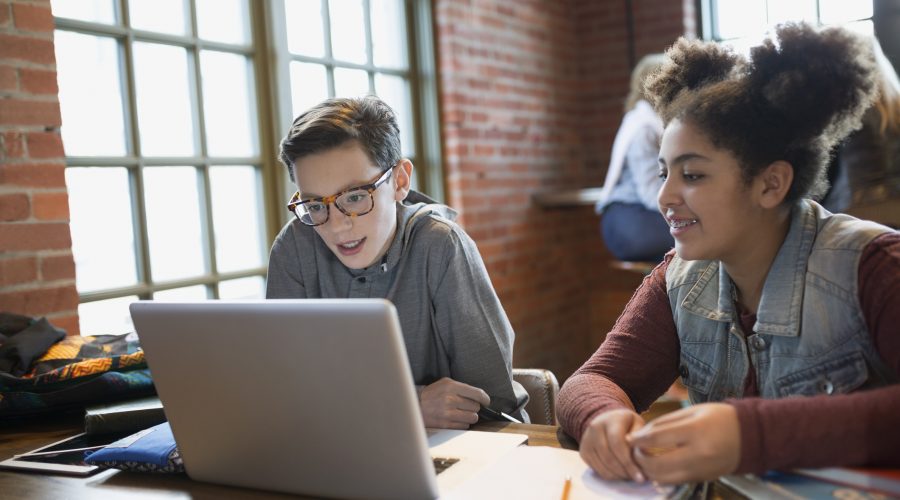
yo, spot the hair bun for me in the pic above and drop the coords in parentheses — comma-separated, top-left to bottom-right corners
(646, 37, 743, 121)
(748, 22, 877, 143)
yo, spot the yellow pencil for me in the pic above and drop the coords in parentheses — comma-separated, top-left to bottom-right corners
(560, 475, 572, 500)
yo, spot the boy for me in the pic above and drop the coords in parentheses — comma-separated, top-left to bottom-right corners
(266, 96, 526, 428)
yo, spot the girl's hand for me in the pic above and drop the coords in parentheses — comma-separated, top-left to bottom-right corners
(628, 402, 740, 484)
(579, 409, 647, 482)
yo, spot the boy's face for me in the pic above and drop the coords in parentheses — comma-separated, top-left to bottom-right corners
(293, 141, 409, 270)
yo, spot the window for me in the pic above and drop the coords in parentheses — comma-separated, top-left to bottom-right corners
(52, 1, 440, 335)
(702, 0, 873, 51)
(269, 0, 444, 199)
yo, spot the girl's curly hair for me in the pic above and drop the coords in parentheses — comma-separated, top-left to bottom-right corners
(645, 22, 878, 202)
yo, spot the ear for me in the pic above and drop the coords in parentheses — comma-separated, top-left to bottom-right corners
(392, 159, 414, 201)
(757, 160, 793, 209)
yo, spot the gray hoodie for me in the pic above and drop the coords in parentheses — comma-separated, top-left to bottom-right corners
(266, 191, 526, 418)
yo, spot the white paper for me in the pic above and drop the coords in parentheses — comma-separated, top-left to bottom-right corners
(442, 446, 675, 500)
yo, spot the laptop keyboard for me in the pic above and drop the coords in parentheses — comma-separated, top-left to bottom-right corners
(432, 457, 460, 475)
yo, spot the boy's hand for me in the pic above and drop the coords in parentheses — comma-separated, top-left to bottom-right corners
(419, 377, 490, 429)
(579, 409, 647, 482)
(628, 402, 740, 484)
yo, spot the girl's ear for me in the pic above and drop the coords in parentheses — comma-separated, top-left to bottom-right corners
(758, 160, 793, 209)
(392, 159, 414, 201)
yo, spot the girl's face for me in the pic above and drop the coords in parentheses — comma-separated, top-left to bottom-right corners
(657, 119, 769, 264)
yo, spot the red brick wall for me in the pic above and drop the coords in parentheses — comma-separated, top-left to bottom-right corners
(0, 0, 79, 334)
(435, 0, 695, 381)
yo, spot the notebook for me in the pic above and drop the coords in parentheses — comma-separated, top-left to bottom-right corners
(130, 299, 527, 499)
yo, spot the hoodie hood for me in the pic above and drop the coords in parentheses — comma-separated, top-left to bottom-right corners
(350, 190, 458, 277)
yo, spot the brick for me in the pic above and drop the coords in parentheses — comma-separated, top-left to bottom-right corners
(0, 222, 71, 251)
(0, 284, 79, 317)
(0, 64, 17, 92)
(0, 2, 9, 27)
(0, 33, 55, 65)
(0, 99, 61, 126)
(1, 132, 25, 159)
(0, 162, 66, 187)
(40, 253, 76, 281)
(0, 193, 30, 221)
(432, 0, 692, 377)
(0, 256, 37, 286)
(26, 131, 63, 158)
(19, 68, 58, 95)
(12, 3, 54, 32)
(32, 191, 69, 220)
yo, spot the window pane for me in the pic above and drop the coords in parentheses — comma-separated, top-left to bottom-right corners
(290, 62, 329, 117)
(50, 0, 116, 24)
(79, 296, 138, 336)
(329, 0, 367, 64)
(143, 167, 206, 281)
(819, 0, 873, 24)
(128, 0, 187, 35)
(714, 0, 766, 39)
(218, 276, 265, 299)
(55, 32, 127, 156)
(374, 74, 413, 157)
(200, 51, 257, 157)
(766, 0, 816, 25)
(209, 166, 265, 272)
(841, 20, 874, 37)
(334, 67, 369, 98)
(371, 0, 408, 69)
(154, 285, 209, 300)
(196, 0, 250, 45)
(66, 167, 138, 293)
(285, 0, 325, 57)
(133, 43, 196, 157)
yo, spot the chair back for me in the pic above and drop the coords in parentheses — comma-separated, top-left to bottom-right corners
(512, 368, 559, 425)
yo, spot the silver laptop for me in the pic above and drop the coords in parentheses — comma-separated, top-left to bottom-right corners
(130, 299, 526, 499)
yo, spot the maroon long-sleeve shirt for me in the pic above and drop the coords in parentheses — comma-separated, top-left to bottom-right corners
(557, 232, 900, 473)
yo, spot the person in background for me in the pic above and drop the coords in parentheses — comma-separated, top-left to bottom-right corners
(558, 23, 900, 484)
(820, 34, 900, 215)
(595, 53, 674, 262)
(267, 96, 527, 428)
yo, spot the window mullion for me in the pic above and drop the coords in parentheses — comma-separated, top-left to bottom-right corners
(322, 0, 336, 96)
(119, 3, 155, 298)
(363, 0, 375, 93)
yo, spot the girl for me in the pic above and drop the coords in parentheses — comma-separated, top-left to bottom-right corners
(558, 23, 900, 484)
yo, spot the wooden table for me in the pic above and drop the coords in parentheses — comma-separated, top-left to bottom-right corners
(0, 413, 579, 499)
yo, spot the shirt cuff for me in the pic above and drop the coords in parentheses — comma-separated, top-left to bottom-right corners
(730, 398, 764, 474)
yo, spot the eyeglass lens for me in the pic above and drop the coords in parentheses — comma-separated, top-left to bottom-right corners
(294, 189, 373, 225)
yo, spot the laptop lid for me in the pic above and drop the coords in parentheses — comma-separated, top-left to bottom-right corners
(131, 299, 439, 499)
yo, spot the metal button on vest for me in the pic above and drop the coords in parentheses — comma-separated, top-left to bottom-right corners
(819, 379, 835, 395)
(679, 365, 689, 379)
(750, 336, 767, 351)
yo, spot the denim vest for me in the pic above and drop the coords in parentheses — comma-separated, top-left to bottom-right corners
(666, 200, 897, 404)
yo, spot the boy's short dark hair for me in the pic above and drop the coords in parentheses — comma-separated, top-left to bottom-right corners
(279, 96, 402, 182)
(645, 23, 878, 203)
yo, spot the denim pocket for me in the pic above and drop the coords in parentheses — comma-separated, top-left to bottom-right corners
(775, 350, 868, 397)
(678, 348, 716, 399)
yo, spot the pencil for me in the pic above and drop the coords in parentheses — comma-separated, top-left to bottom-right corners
(560, 475, 572, 500)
